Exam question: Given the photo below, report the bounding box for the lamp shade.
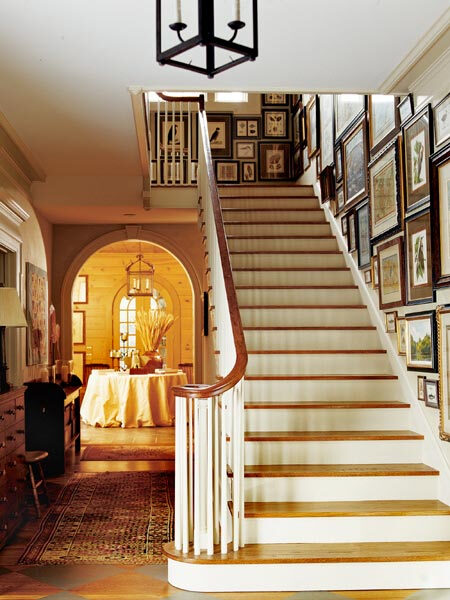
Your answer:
[0,287,27,327]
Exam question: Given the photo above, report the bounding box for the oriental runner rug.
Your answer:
[81,444,175,461]
[19,471,174,565]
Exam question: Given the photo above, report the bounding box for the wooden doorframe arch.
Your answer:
[60,227,202,381]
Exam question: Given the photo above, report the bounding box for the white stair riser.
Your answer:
[231,253,346,269]
[233,269,352,286]
[244,329,381,350]
[220,186,314,198]
[243,440,422,465]
[245,407,409,431]
[221,197,320,209]
[237,288,361,306]
[244,475,438,503]
[244,515,450,544]
[246,353,391,375]
[245,379,400,402]
[168,560,450,592]
[240,307,371,327]
[223,210,326,223]
[228,238,338,252]
[225,223,331,236]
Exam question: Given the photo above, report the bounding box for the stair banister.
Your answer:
[157,93,248,557]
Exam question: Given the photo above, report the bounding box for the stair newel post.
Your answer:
[181,396,189,553]
[188,396,193,540]
[193,397,201,555]
[174,395,181,551]
[175,394,189,552]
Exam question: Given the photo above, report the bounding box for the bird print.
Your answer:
[210,127,221,144]
[167,124,178,145]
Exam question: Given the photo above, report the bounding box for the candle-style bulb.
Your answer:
[234,0,241,21]
[176,0,182,22]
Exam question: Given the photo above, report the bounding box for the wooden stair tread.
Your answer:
[231,250,340,255]
[233,267,350,271]
[247,349,386,354]
[245,375,398,381]
[237,286,357,290]
[244,326,377,331]
[227,235,334,239]
[244,400,409,409]
[225,221,329,225]
[240,304,367,309]
[223,208,323,212]
[243,430,423,441]
[164,540,450,564]
[238,463,440,478]
[238,499,450,518]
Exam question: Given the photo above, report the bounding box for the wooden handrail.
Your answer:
[155,92,247,399]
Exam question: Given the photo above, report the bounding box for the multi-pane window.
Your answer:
[118,289,167,356]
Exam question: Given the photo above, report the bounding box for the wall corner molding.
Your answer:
[0,199,30,226]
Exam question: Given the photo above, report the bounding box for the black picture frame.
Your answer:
[405,208,434,305]
[368,95,400,156]
[430,145,450,288]
[398,94,414,125]
[342,115,369,210]
[424,378,440,408]
[206,113,233,158]
[234,116,261,139]
[319,165,335,203]
[214,160,240,184]
[261,93,289,107]
[241,161,257,183]
[259,143,291,180]
[262,109,290,139]
[306,95,320,158]
[356,199,371,269]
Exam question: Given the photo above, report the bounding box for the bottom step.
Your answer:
[165,541,450,592]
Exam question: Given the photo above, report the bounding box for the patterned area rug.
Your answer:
[19,471,174,565]
[81,444,175,461]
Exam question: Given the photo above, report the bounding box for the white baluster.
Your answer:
[221,391,228,554]
[188,397,193,540]
[193,398,200,555]
[174,396,181,550]
[207,397,214,554]
[214,395,220,545]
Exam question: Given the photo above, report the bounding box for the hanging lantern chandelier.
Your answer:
[126,254,154,297]
[156,0,258,79]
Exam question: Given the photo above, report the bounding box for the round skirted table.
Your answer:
[80,370,188,427]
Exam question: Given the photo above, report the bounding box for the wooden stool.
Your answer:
[25,451,50,518]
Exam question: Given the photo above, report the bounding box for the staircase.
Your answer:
[166,184,450,592]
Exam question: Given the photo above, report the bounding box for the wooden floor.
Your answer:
[0,424,448,599]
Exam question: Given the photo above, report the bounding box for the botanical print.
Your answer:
[373,160,396,224]
[447,179,450,253]
[408,318,432,366]
[208,121,227,149]
[72,311,84,345]
[381,254,399,296]
[236,120,247,137]
[399,97,412,124]
[398,319,407,354]
[412,229,428,287]
[417,375,425,400]
[345,127,365,202]
[236,119,259,138]
[264,93,286,105]
[447,327,450,412]
[320,95,334,167]
[264,111,286,137]
[386,312,396,332]
[247,120,259,137]
[242,162,255,182]
[371,95,396,147]
[26,262,48,365]
[335,94,365,139]
[266,148,285,174]
[435,95,450,146]
[411,130,426,191]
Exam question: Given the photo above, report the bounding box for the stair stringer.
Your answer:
[321,196,450,504]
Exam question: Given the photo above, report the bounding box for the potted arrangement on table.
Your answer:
[135,309,175,373]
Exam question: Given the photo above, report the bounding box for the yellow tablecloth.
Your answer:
[80,370,188,427]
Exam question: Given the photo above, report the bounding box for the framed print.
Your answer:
[26,262,48,366]
[262,109,289,139]
[385,310,398,333]
[397,316,407,355]
[341,213,348,237]
[405,208,433,305]
[335,94,366,140]
[424,378,439,409]
[259,143,291,180]
[431,147,450,287]
[303,146,310,171]
[398,94,414,125]
[343,117,369,208]
[377,236,405,309]
[364,269,372,285]
[73,351,86,383]
[207,113,232,157]
[215,160,239,184]
[234,116,261,139]
[235,141,256,159]
[261,93,289,106]
[157,113,189,153]
[306,96,320,157]
[72,310,85,345]
[369,95,399,156]
[434,93,450,150]
[356,200,371,269]
[371,255,379,289]
[402,105,433,213]
[241,161,256,183]
[73,274,88,304]
[417,375,426,400]
[292,146,303,180]
[336,185,345,214]
[320,165,335,203]
[405,310,436,372]
[291,94,302,112]
[301,108,308,149]
[437,305,450,439]
[348,212,356,252]
[316,151,321,181]
[335,142,343,182]
[369,138,401,243]
[320,94,334,167]
[293,106,302,149]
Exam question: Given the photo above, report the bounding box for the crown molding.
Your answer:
[0,111,46,183]
[0,198,29,226]
[408,46,450,98]
[379,9,450,93]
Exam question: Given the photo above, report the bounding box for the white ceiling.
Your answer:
[0,0,448,222]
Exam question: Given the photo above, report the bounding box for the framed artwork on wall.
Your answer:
[385,310,398,333]
[405,208,433,305]
[437,305,450,439]
[334,94,366,140]
[259,143,291,180]
[342,117,369,208]
[368,138,401,243]
[293,106,302,149]
[206,113,233,157]
[348,212,356,252]
[72,310,85,345]
[405,310,436,372]
[377,236,405,310]
[157,113,189,153]
[424,378,439,409]
[434,93,450,150]
[306,96,320,158]
[73,274,88,304]
[235,141,256,159]
[320,94,334,168]
[417,375,426,400]
[371,255,379,289]
[398,94,414,125]
[356,200,371,269]
[397,316,407,355]
[292,146,303,180]
[262,109,289,139]
[336,185,345,214]
[319,165,335,203]
[303,145,310,171]
[234,116,261,139]
[402,104,433,213]
[431,146,450,288]
[364,269,372,285]
[241,161,256,182]
[215,160,239,184]
[368,95,399,156]
[341,213,348,237]
[316,151,321,181]
[261,93,289,106]
[26,262,48,366]
[334,142,343,183]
